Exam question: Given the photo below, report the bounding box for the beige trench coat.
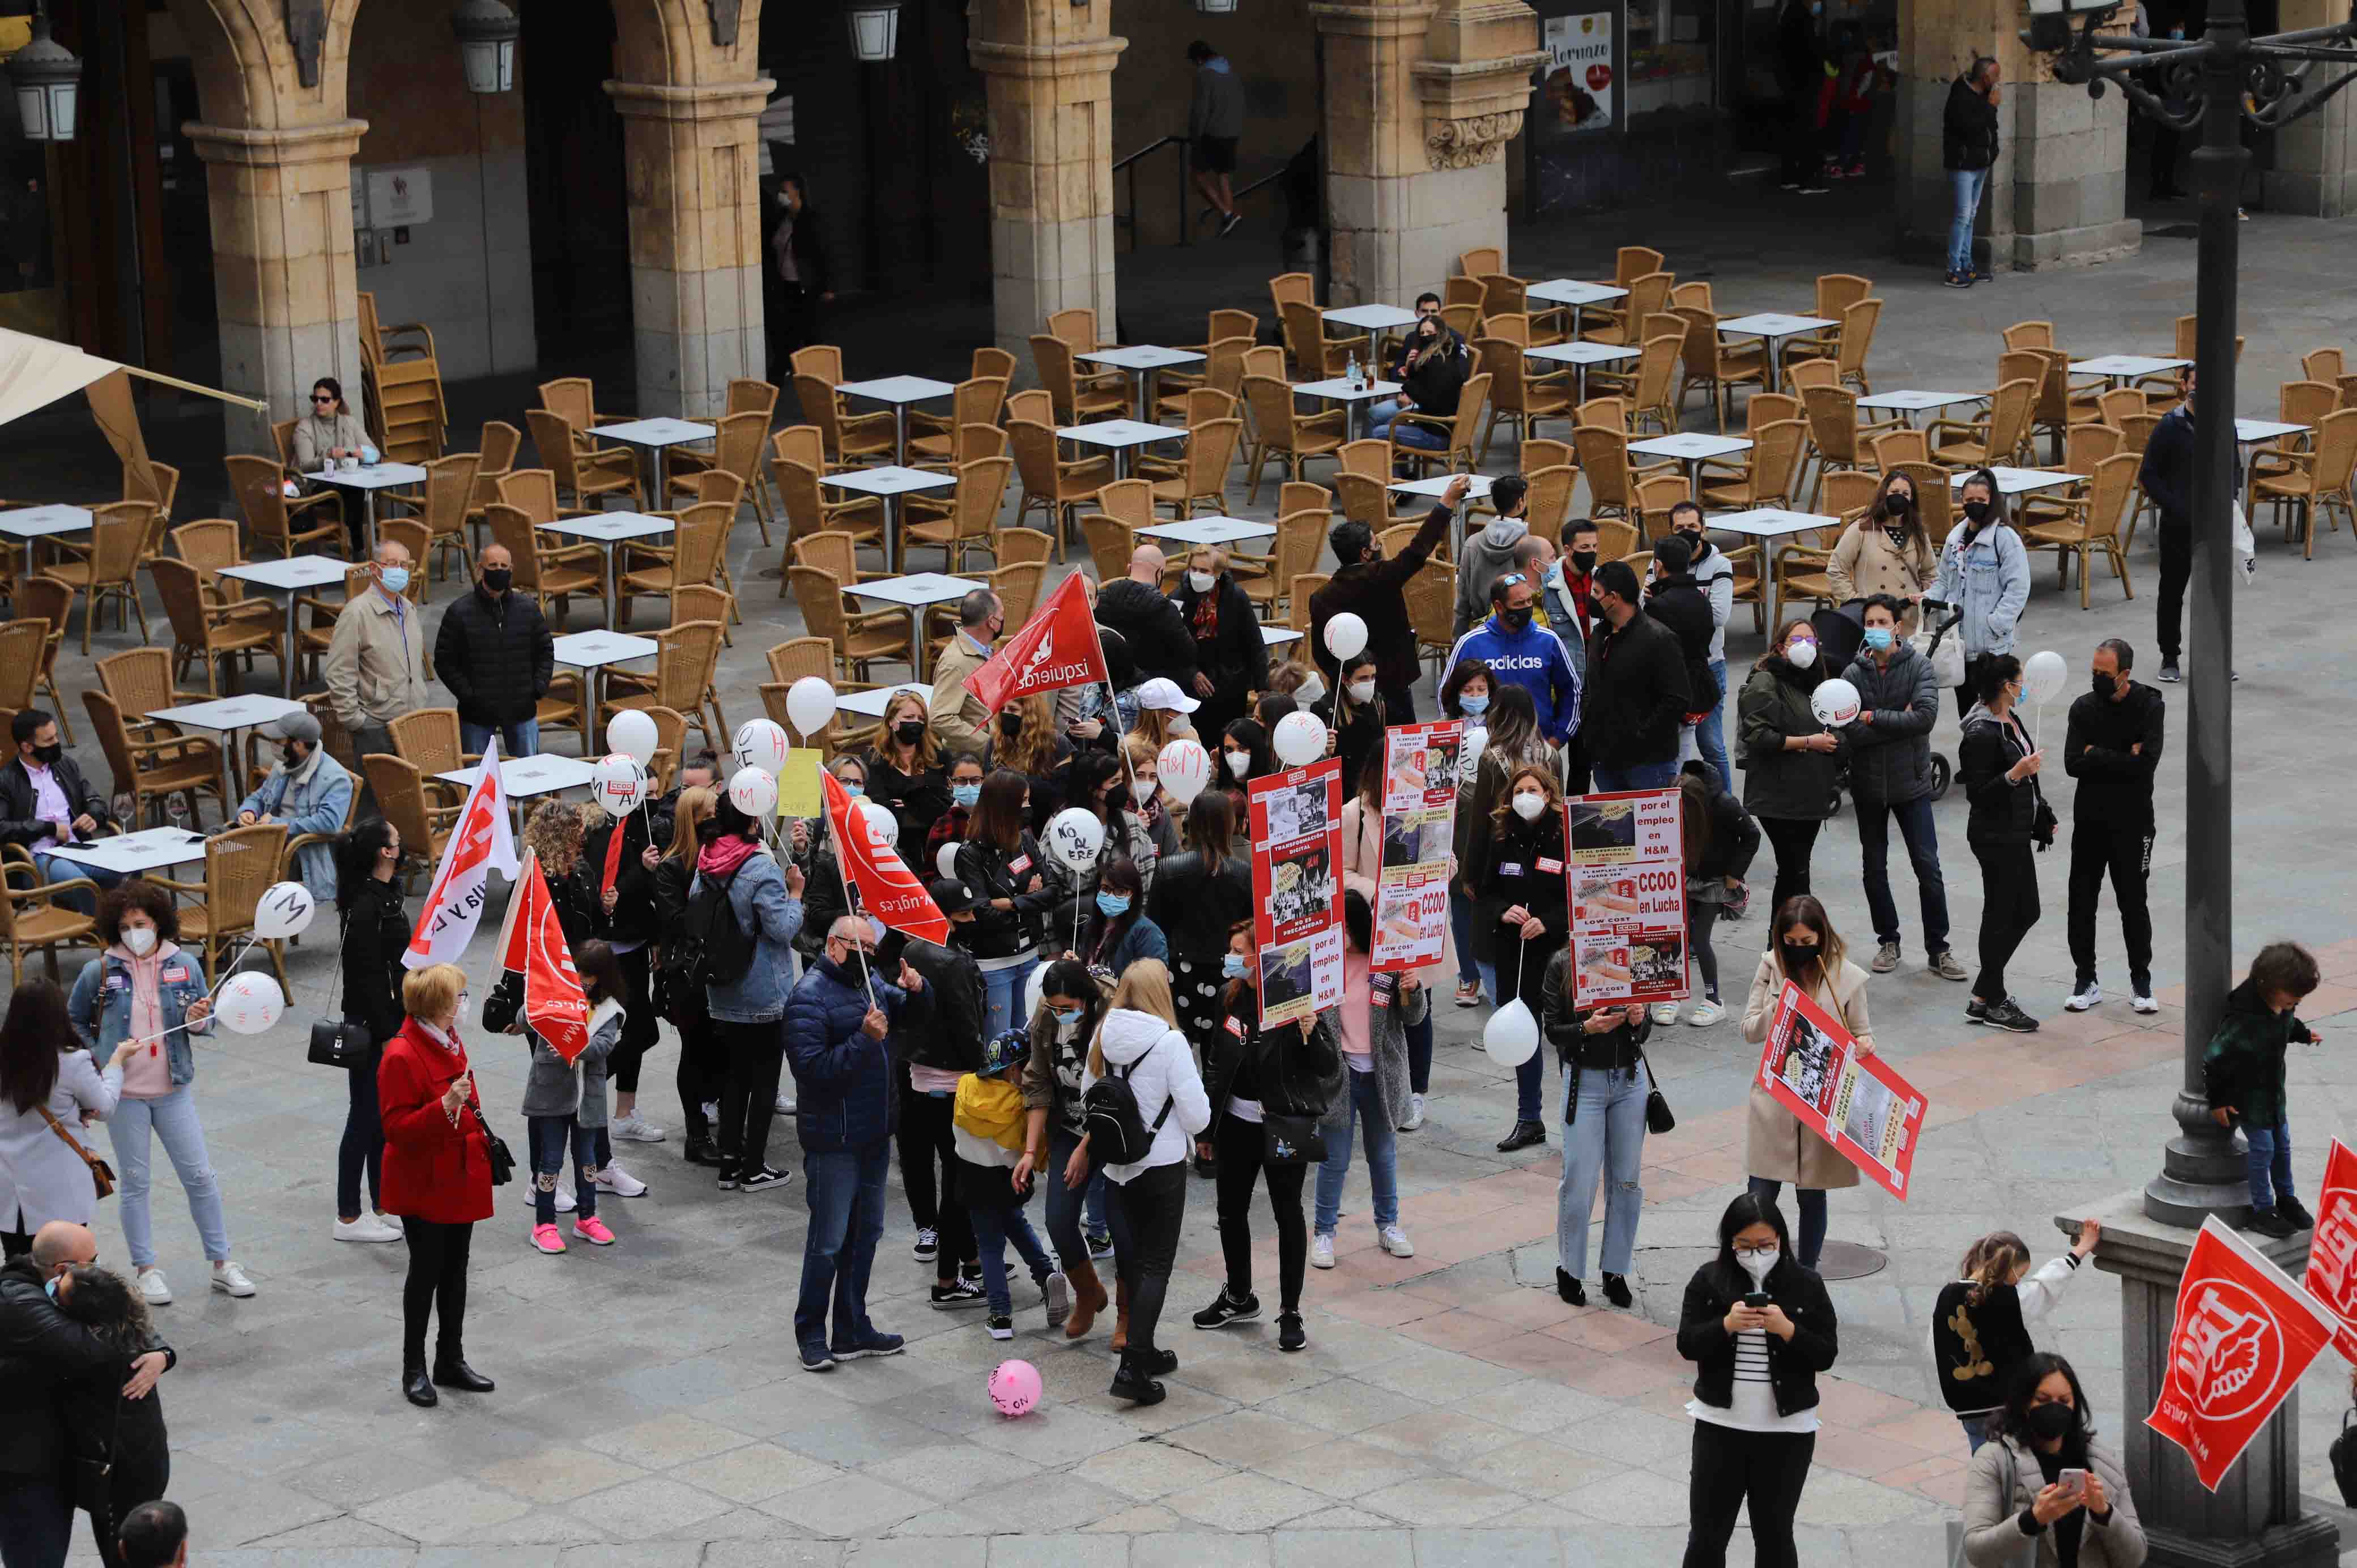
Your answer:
[1741,952,1873,1190]
[1826,520,1935,633]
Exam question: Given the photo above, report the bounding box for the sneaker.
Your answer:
[1454,978,1484,1008]
[1399,1092,1427,1131]
[1825,163,1848,180]
[1845,161,1865,178]
[137,1268,171,1306]
[1311,1233,1336,1269]
[1602,1272,1633,1309]
[1982,998,2041,1033]
[1780,180,1799,190]
[593,1163,648,1198]
[520,1182,577,1214]
[931,1277,987,1309]
[1086,1230,1115,1260]
[1973,265,1993,282]
[378,1213,403,1235]
[1219,211,1244,237]
[1278,1313,1307,1352]
[987,1315,1015,1340]
[1945,270,1974,289]
[1799,182,1831,195]
[2065,983,2101,1013]
[1686,999,1725,1027]
[334,1215,401,1243]
[573,1216,616,1246]
[2245,1206,2299,1240]
[1555,1268,1586,1306]
[1044,1270,1071,1327]
[913,1227,939,1262]
[2278,1195,2317,1230]
[2132,991,2160,1015]
[530,1224,566,1255]
[1496,1120,1546,1153]
[716,1169,741,1191]
[1192,1288,1261,1330]
[774,1090,797,1115]
[1379,1225,1415,1259]
[609,1113,666,1143]
[210,1261,257,1298]
[1651,1000,1683,1026]
[1871,941,1900,974]
[799,1341,837,1373]
[1965,998,1990,1025]
[832,1331,905,1360]
[1930,950,1970,982]
[2157,663,2182,684]
[739,1165,793,1193]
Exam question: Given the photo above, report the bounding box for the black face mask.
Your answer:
[2091,672,2117,700]
[32,743,61,766]
[1678,527,1708,557]
[1780,941,1819,977]
[282,744,303,770]
[894,721,925,746]
[1962,498,1994,525]
[1569,550,1598,576]
[480,567,512,594]
[2023,1401,2077,1442]
[1499,606,1533,633]
[1886,492,1913,515]
[998,711,1025,739]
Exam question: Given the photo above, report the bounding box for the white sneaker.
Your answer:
[1379,1225,1415,1259]
[593,1162,649,1198]
[1310,1233,1336,1269]
[2132,992,2160,1014]
[2065,983,2101,1013]
[1398,1093,1426,1132]
[521,1182,578,1214]
[1686,999,1725,1027]
[775,1090,797,1115]
[334,1215,401,1244]
[378,1212,403,1236]
[137,1267,172,1306]
[610,1114,666,1143]
[1650,1001,1682,1026]
[211,1260,257,1298]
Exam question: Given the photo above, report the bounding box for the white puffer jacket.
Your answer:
[1080,1008,1211,1183]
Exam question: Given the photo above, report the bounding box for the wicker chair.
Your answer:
[903,456,1015,575]
[527,409,637,512]
[83,688,222,829]
[463,420,524,555]
[1006,420,1113,555]
[0,848,99,986]
[486,505,607,629]
[2252,408,2357,560]
[791,563,914,687]
[773,456,887,566]
[1700,420,1809,512]
[1390,372,1491,481]
[599,621,728,748]
[148,823,289,985]
[42,506,151,654]
[150,558,283,697]
[12,578,74,740]
[1930,378,2037,471]
[617,502,731,629]
[363,752,457,877]
[1674,306,1767,432]
[1029,336,1128,427]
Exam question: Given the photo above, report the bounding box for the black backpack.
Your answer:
[674,864,757,994]
[1082,1039,1173,1166]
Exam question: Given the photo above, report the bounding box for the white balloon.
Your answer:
[1271,710,1328,768]
[728,765,778,817]
[1156,739,1212,805]
[2022,649,2068,705]
[605,710,659,765]
[732,718,791,777]
[253,880,317,940]
[1024,963,1050,1025]
[214,972,287,1036]
[1809,677,1862,729]
[785,676,837,738]
[1483,999,1540,1068]
[937,841,961,879]
[1044,807,1105,872]
[1323,611,1369,662]
[854,795,900,849]
[592,753,649,816]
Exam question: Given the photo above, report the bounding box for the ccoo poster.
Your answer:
[1250,758,1345,1026]
[1756,981,1927,1200]
[1567,788,1688,1008]
[1372,721,1461,973]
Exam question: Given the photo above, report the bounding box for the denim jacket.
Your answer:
[1929,518,2030,658]
[234,749,355,903]
[67,944,214,1087]
[695,849,806,1024]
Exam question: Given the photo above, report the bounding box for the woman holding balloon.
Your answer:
[1737,620,1848,935]
[1465,762,1572,1154]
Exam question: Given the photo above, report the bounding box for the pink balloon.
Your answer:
[989,1358,1042,1417]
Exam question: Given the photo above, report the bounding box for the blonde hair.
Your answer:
[1189,544,1230,578]
[878,691,938,770]
[1088,958,1178,1076]
[667,786,717,865]
[997,692,1058,777]
[523,798,587,875]
[1127,707,1182,753]
[402,961,466,1025]
[1960,1230,2031,1306]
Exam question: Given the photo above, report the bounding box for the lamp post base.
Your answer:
[2146,1090,2258,1227]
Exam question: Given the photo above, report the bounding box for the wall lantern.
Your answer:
[7,4,81,143]
[1194,0,1241,13]
[450,0,521,95]
[849,3,901,62]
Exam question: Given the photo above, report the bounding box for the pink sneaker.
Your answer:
[530,1223,565,1254]
[573,1217,616,1246]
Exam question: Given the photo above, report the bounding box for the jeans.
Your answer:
[1758,816,1821,933]
[1683,1422,1816,1568]
[1448,881,1483,986]
[1045,1123,1133,1272]
[1747,1175,1828,1271]
[1971,841,2041,1003]
[1856,794,1951,955]
[1108,1159,1188,1353]
[2247,1117,2294,1211]
[400,1217,474,1369]
[459,718,540,759]
[967,1200,1056,1317]
[981,956,1039,1039]
[899,1086,976,1280]
[1959,1414,1990,1455]
[2069,823,2155,991]
[1477,960,1546,1124]
[108,1085,231,1268]
[2158,518,2190,663]
[1370,412,1446,450]
[1690,898,1722,1002]
[36,853,121,915]
[1314,1068,1399,1235]
[529,1113,598,1225]
[1948,166,1990,276]
[1215,1114,1309,1313]
[1592,759,1680,792]
[795,1137,890,1348]
[337,1056,383,1220]
[1559,1064,1649,1279]
[0,1472,73,1568]
[718,1017,788,1175]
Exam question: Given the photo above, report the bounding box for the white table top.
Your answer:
[1952,466,2083,496]
[437,754,601,796]
[1389,474,1495,500]
[1857,389,1985,411]
[1079,346,1205,372]
[2237,418,2311,444]
[44,828,216,876]
[305,462,428,489]
[0,504,92,538]
[1262,626,1304,647]
[1322,304,1420,331]
[541,511,676,543]
[218,556,350,591]
[147,694,308,732]
[822,465,959,496]
[595,416,714,447]
[846,572,989,608]
[1528,342,1641,367]
[553,630,659,667]
[1707,508,1842,539]
[1631,432,1754,461]
[1718,313,1837,339]
[837,376,959,406]
[1057,420,1184,450]
[838,683,931,718]
[1138,517,1279,546]
[1294,377,1402,403]
[1527,279,1630,307]
[2069,355,2189,378]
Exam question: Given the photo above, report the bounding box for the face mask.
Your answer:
[1887,491,1914,514]
[999,711,1025,739]
[1096,891,1131,917]
[1222,953,1249,979]
[122,926,157,957]
[1055,1005,1087,1026]
[481,567,512,593]
[1347,680,1376,704]
[1862,626,1894,652]
[1785,639,1818,669]
[1188,570,1215,593]
[1512,791,1546,821]
[951,782,981,808]
[378,565,410,595]
[1295,674,1326,705]
[1130,777,1158,803]
[1736,1245,1779,1285]
[32,743,61,766]
[839,780,865,798]
[2024,1401,2077,1441]
[1459,692,1490,717]
[894,721,925,747]
[1570,550,1598,575]
[1962,498,1993,525]
[1780,940,1819,976]
[1500,606,1533,633]
[1225,752,1252,779]
[2092,672,2117,698]
[44,1276,60,1300]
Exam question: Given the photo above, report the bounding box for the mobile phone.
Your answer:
[1742,1291,1771,1309]
[2057,1467,2088,1494]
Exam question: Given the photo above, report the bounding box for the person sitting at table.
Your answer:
[930,589,1003,754]
[0,709,121,913]
[1368,305,1470,467]
[325,540,431,792]
[233,711,354,904]
[432,544,554,760]
[292,377,368,472]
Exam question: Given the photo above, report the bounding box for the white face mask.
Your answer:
[1785,639,1818,670]
[1512,791,1546,821]
[1130,776,1158,803]
[1736,1245,1779,1285]
[1188,570,1216,593]
[1295,674,1326,705]
[1347,680,1376,704]
[122,926,156,957]
[1225,752,1252,779]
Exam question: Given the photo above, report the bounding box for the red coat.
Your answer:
[377,1017,495,1224]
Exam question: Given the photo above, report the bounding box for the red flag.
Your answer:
[516,857,592,1064]
[404,734,519,969]
[823,769,948,943]
[961,572,1109,717]
[2147,1215,2339,1489]
[2304,1139,2357,1366]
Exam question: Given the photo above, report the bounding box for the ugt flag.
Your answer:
[405,735,519,969]
[495,852,591,1064]
[2147,1215,2339,1489]
[963,572,1108,717]
[2303,1138,2357,1367]
[822,768,947,944]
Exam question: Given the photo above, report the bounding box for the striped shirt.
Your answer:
[1690,1326,1821,1434]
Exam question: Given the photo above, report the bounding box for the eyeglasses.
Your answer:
[312,394,336,404]
[1497,573,1527,589]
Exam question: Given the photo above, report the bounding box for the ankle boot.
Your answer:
[1064,1259,1109,1339]
[402,1362,437,1407]
[1111,1275,1133,1352]
[1108,1349,1165,1405]
[431,1349,496,1392]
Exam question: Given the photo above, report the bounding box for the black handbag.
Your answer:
[471,1103,515,1186]
[2333,1408,2357,1506]
[308,1018,375,1070]
[1260,1113,1326,1166]
[1637,1037,1675,1135]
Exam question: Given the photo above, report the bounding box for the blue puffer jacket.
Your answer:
[785,955,912,1152]
[694,846,806,1024]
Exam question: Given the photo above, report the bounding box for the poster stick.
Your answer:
[826,813,882,1012]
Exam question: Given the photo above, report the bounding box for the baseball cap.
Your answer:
[928,877,978,915]
[267,711,323,744]
[1134,677,1201,713]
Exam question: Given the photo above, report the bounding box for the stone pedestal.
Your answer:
[2262,0,2357,216]
[2067,1189,2341,1567]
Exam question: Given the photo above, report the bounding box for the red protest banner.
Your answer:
[516,857,590,1064]
[2303,1139,2357,1367]
[1754,980,1927,1200]
[823,767,948,943]
[2149,1215,2339,1490]
[963,571,1108,717]
[1248,757,1343,1026]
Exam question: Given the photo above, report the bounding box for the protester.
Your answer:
[514,939,623,1254]
[232,711,352,902]
[1443,567,1581,749]
[1960,1353,2147,1566]
[324,540,431,770]
[1186,41,1245,236]
[1674,762,1758,1029]
[1583,559,1688,788]
[2141,367,2204,684]
[1933,1221,2100,1452]
[796,753,867,955]
[1316,890,1419,1267]
[930,589,1003,751]
[1542,949,1652,1308]
[1843,593,1964,980]
[1741,896,1873,1271]
[1466,761,1571,1153]
[2065,638,2166,1013]
[1959,655,2050,1034]
[954,770,1057,1038]
[696,795,809,1192]
[433,545,552,758]
[1368,309,1471,458]
[1117,736,1183,883]
[1931,468,2031,719]
[1665,502,1735,786]
[68,881,254,1305]
[1339,753,1441,1126]
[1441,659,1498,1010]
[1677,1192,1840,1568]
[1313,482,1457,717]
[1019,959,1118,1340]
[952,1029,1068,1339]
[985,694,1071,832]
[1144,791,1256,1086]
[1312,650,1389,794]
[1214,717,1274,829]
[888,879,989,1307]
[1739,619,1845,924]
[1073,854,1168,979]
[650,787,730,1166]
[1050,751,1162,905]
[1173,547,1267,745]
[1125,682,1198,759]
[379,961,496,1407]
[115,1501,188,1568]
[1828,471,1935,630]
[1545,521,1602,704]
[331,817,407,1240]
[1097,545,1198,693]
[1454,476,1534,635]
[1,709,120,910]
[924,752,990,871]
[1943,57,2002,288]
[578,798,664,1150]
[0,979,133,1256]
[2203,941,2324,1240]
[1646,536,1717,775]
[47,1256,177,1568]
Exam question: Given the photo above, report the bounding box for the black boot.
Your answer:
[1555,1268,1586,1306]
[683,1136,724,1168]
[1109,1349,1167,1405]
[432,1352,496,1392]
[403,1364,437,1407]
[1496,1120,1546,1153]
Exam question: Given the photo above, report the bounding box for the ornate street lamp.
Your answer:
[849,3,901,62]
[7,2,82,144]
[450,0,520,96]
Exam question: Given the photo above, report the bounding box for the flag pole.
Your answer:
[829,825,881,1011]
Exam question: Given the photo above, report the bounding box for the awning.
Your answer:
[0,326,267,506]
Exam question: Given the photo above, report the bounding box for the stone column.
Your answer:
[969,1,1125,361]
[1312,0,1542,306]
[605,78,773,417]
[2263,0,2357,216]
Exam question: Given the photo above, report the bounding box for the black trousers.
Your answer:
[400,1217,474,1370]
[0,1473,71,1568]
[1560,728,1592,797]
[2069,823,2155,991]
[608,945,660,1095]
[1779,96,1821,186]
[1108,1159,1188,1355]
[1971,841,2042,1003]
[675,1007,727,1143]
[717,1017,788,1176]
[1213,1114,1308,1315]
[2157,517,2191,664]
[1757,816,1821,936]
[1377,682,1416,725]
[87,1452,168,1568]
[1682,1421,1815,1568]
[896,1085,977,1280]
[767,283,820,379]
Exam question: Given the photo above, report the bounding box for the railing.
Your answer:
[1112,134,1294,253]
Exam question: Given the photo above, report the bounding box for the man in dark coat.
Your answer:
[1942,57,2001,287]
[2138,366,2209,683]
[1582,560,1691,790]
[1309,476,1457,718]
[768,172,832,372]
[433,543,554,758]
[0,709,118,912]
[1642,536,1716,719]
[1095,544,1198,693]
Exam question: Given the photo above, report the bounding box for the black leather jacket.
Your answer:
[338,873,411,1043]
[1203,996,1343,1121]
[1678,1255,1840,1417]
[0,753,112,851]
[0,1256,174,1480]
[1144,848,1254,963]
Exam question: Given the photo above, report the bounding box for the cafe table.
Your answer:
[1057,419,1184,482]
[303,462,428,555]
[217,555,355,696]
[1630,432,1754,493]
[1389,472,1495,561]
[1526,341,1641,404]
[1077,346,1206,423]
[1951,467,2083,498]
[844,572,988,680]
[45,827,218,878]
[593,416,717,499]
[1708,508,1843,618]
[146,693,309,807]
[1137,516,1278,550]
[1856,390,1987,428]
[1526,279,1630,341]
[552,629,658,735]
[836,376,959,466]
[1292,376,1402,442]
[1717,313,1839,392]
[2067,355,2190,390]
[538,512,676,622]
[438,752,600,836]
[819,465,958,573]
[838,683,930,720]
[0,504,92,577]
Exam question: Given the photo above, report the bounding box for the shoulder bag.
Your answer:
[310,909,379,1068]
[470,1101,515,1186]
[38,1103,116,1199]
[1635,1034,1677,1136]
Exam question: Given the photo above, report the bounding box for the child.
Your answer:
[2205,940,2327,1239]
[954,1029,1071,1339]
[1929,1220,2099,1452]
[518,939,627,1254]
